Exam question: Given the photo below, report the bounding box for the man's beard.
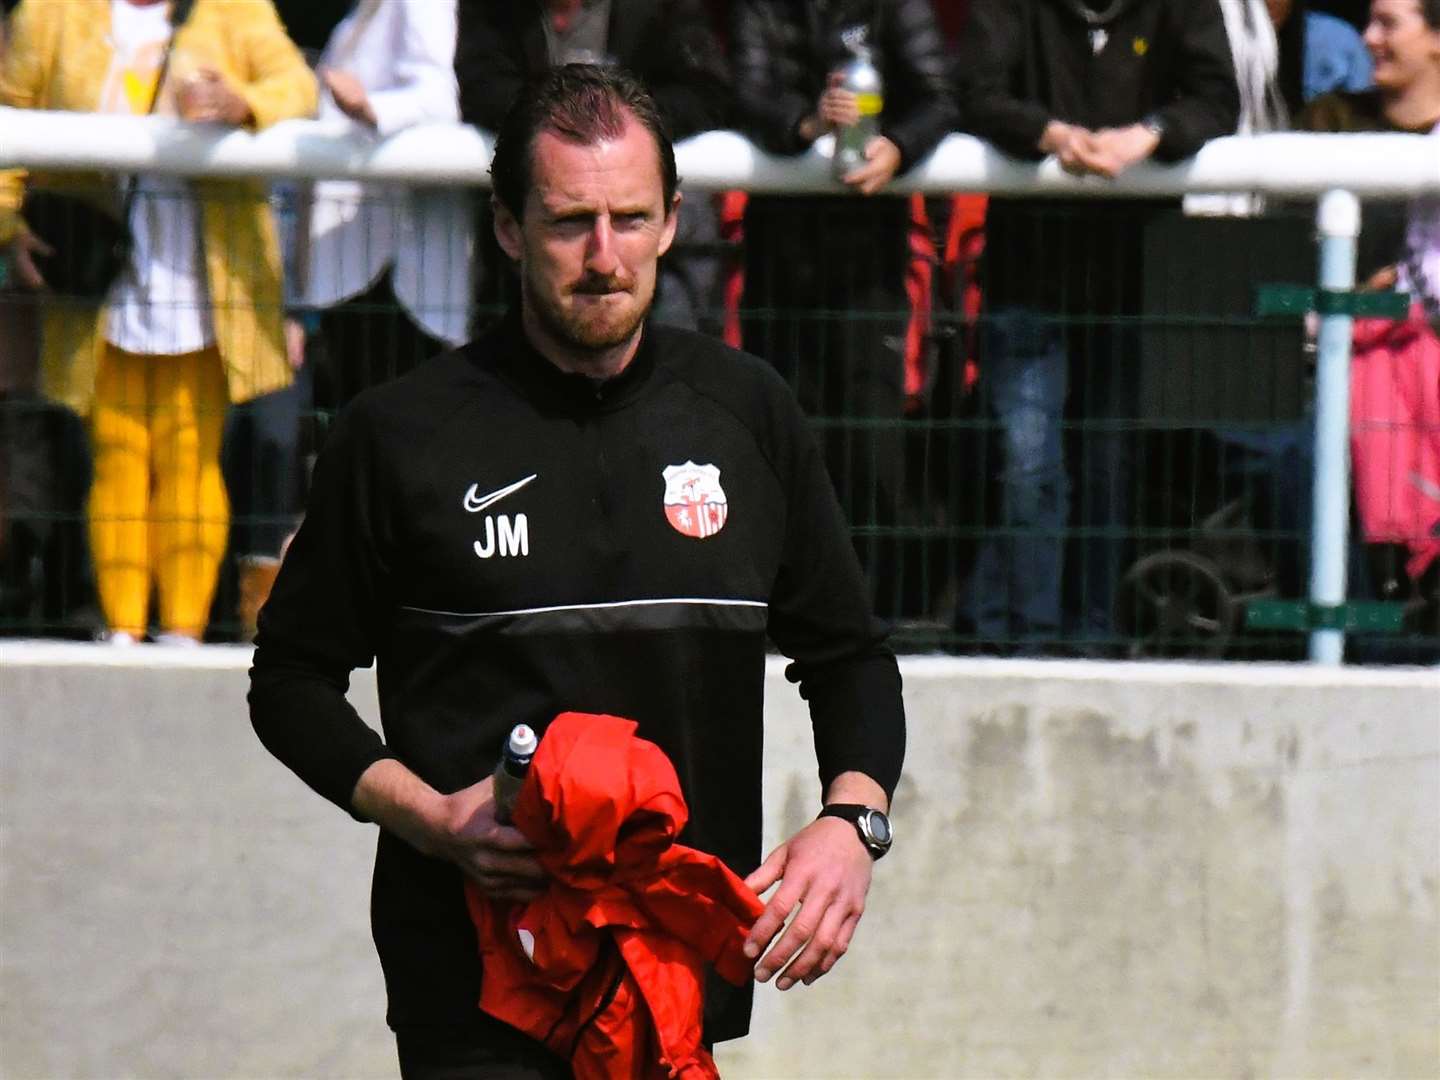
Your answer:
[526,270,653,354]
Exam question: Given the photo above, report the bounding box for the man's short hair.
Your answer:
[490,64,680,220]
[1424,0,1440,31]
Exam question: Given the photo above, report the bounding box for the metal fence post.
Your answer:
[1309,189,1361,664]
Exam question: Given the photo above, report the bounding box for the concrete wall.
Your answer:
[2,644,1436,1079]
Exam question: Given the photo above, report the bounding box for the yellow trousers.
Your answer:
[88,344,229,638]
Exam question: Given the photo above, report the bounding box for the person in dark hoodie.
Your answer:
[730,0,958,618]
[453,0,732,335]
[955,0,1239,654]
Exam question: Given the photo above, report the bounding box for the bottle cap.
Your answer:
[507,723,538,758]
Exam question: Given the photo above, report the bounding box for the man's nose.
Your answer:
[585,218,620,276]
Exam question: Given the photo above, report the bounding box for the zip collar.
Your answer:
[472,309,658,415]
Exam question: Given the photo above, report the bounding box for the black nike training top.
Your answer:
[248,313,906,1042]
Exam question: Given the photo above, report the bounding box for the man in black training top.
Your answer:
[248,65,906,1079]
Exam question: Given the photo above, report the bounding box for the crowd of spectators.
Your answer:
[0,0,1434,660]
[1,0,314,645]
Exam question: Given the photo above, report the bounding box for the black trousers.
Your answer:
[221,364,309,560]
[395,1020,571,1080]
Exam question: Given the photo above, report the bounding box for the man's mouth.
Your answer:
[574,277,631,297]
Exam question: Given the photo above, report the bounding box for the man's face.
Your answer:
[1365,0,1440,93]
[494,115,679,361]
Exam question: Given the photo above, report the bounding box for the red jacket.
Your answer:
[1351,306,1440,582]
[465,712,766,1079]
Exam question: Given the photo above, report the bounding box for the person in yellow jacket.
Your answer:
[0,0,316,643]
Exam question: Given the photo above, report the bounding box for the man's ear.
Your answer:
[493,196,524,263]
[656,191,682,259]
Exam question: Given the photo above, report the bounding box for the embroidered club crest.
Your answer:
[662,461,729,539]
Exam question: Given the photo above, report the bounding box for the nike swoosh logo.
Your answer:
[463,473,538,513]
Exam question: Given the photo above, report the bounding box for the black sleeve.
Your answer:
[729,0,814,155]
[630,0,732,140]
[454,0,526,130]
[957,0,1051,158]
[763,384,906,803]
[247,399,399,818]
[1149,0,1240,160]
[878,0,960,171]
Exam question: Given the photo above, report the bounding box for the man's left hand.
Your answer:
[1079,124,1161,178]
[742,815,874,990]
[842,135,902,195]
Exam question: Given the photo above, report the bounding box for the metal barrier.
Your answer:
[0,110,1436,661]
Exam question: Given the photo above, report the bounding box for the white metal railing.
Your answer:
[1,105,1433,663]
[0,107,1436,197]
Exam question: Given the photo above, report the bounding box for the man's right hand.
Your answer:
[4,230,53,291]
[432,775,548,902]
[351,759,548,903]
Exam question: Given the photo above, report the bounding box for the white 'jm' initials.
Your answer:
[474,514,529,559]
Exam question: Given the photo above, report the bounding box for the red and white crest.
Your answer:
[662,461,728,539]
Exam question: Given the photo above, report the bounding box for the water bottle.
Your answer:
[491,723,538,824]
[832,44,883,181]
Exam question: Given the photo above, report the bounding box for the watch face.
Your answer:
[863,810,892,847]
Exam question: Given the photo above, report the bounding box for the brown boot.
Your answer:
[237,555,282,642]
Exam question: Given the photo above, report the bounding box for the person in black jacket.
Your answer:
[955,0,1239,654]
[250,65,905,1077]
[455,0,729,139]
[454,0,731,334]
[731,0,958,617]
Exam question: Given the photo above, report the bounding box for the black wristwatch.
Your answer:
[819,804,893,860]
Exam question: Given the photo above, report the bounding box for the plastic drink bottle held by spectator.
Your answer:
[833,43,882,179]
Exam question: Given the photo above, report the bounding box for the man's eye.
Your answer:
[616,213,649,227]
